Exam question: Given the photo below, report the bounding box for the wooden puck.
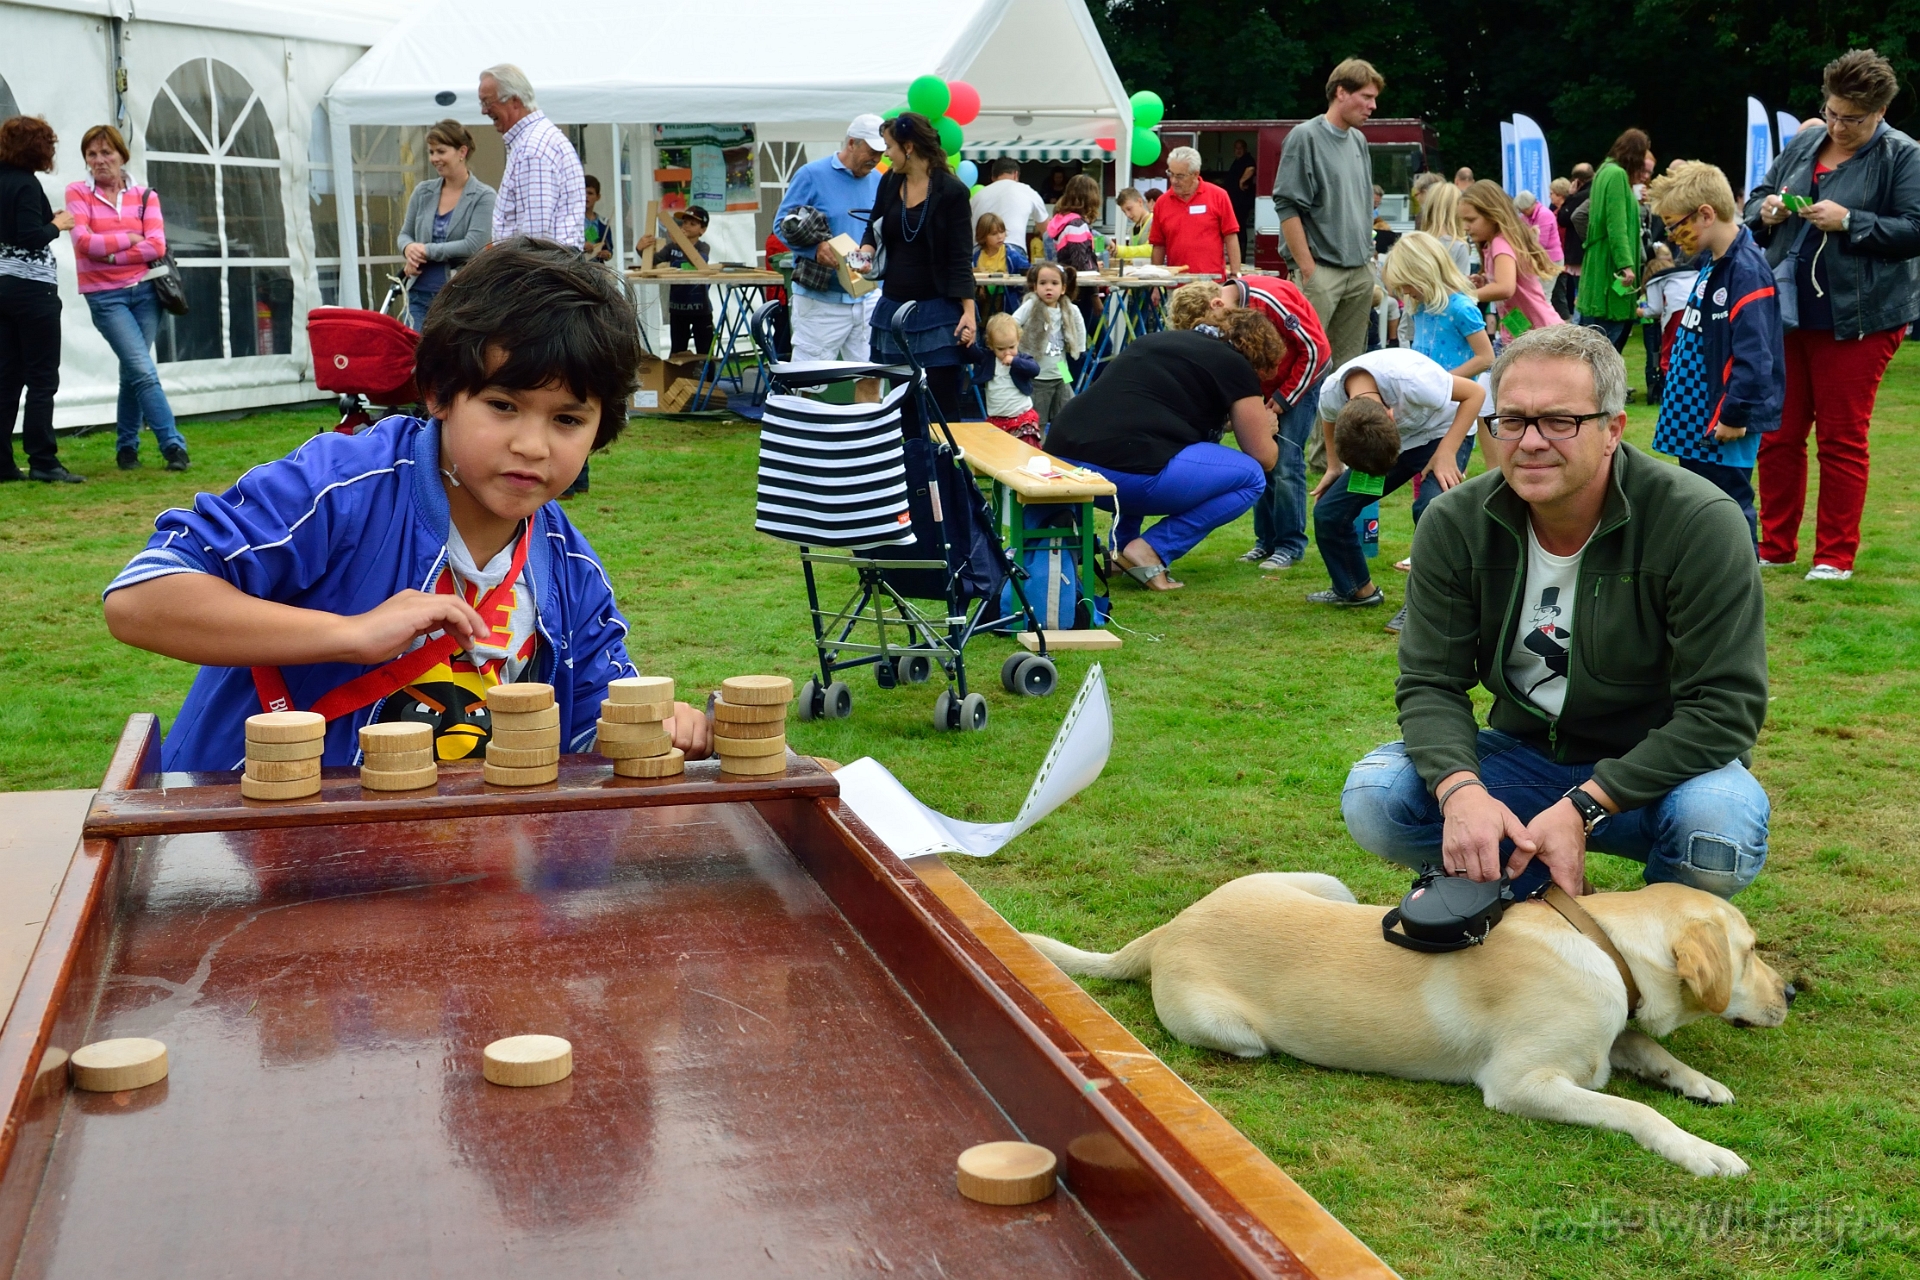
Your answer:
[598,699,672,725]
[359,721,432,753]
[613,748,685,778]
[595,718,670,743]
[485,743,559,769]
[244,757,322,783]
[719,675,794,706]
[488,705,559,732]
[597,736,674,760]
[243,736,325,762]
[360,747,435,772]
[956,1141,1057,1205]
[483,761,559,787]
[485,683,555,714]
[245,710,326,744]
[709,716,784,740]
[241,773,322,801]
[717,751,789,777]
[712,698,788,725]
[490,727,560,750]
[359,762,439,791]
[482,1034,572,1087]
[608,675,675,705]
[712,733,786,758]
[70,1038,169,1093]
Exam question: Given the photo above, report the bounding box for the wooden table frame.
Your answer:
[945,420,1114,611]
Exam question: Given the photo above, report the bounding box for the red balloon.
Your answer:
[946,80,982,127]
[1095,137,1117,152]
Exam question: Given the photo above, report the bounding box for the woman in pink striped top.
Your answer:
[66,124,187,471]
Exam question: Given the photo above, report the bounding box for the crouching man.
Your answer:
[1341,324,1770,898]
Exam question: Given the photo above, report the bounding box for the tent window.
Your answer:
[349,125,428,309]
[146,58,292,363]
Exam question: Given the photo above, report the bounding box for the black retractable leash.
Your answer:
[1381,868,1518,953]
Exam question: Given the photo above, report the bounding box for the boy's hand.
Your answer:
[995,347,1015,366]
[1424,455,1464,490]
[1713,424,1748,443]
[671,702,711,759]
[1311,467,1343,500]
[342,591,487,664]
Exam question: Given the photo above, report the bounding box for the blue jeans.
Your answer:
[1313,436,1440,595]
[1574,313,1634,353]
[1679,456,1758,545]
[85,281,184,456]
[1251,377,1323,559]
[1410,432,1475,524]
[1340,730,1769,898]
[407,288,438,331]
[1054,442,1267,565]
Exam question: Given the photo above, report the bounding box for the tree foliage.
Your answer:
[1092,0,1920,179]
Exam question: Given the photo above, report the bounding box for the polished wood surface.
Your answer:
[945,419,1117,502]
[905,855,1400,1280]
[0,792,92,1028]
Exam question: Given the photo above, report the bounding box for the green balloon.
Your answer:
[1131,127,1161,166]
[883,102,908,120]
[971,183,984,196]
[908,75,951,119]
[1130,90,1165,130]
[936,115,964,155]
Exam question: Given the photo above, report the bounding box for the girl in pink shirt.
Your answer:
[65,125,186,469]
[1460,179,1562,337]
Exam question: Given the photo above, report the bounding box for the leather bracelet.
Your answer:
[1437,777,1485,815]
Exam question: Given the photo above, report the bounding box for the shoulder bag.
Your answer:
[139,188,191,316]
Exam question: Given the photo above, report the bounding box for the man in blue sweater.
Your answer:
[774,115,885,366]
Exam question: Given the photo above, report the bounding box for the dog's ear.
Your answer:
[1673,919,1732,1014]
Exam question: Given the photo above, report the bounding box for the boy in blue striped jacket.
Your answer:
[103,239,710,771]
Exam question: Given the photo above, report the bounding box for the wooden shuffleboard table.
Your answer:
[0,716,1395,1278]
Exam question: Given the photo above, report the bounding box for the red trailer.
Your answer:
[1137,118,1441,273]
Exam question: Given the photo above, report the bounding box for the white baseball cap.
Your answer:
[848,114,886,150]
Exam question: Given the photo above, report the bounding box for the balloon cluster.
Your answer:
[1095,90,1164,164]
[885,75,983,184]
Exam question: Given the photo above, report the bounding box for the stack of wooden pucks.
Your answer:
[485,683,560,786]
[712,676,793,776]
[598,675,683,778]
[358,721,438,791]
[242,711,327,800]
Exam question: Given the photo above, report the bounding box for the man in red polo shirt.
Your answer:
[1149,147,1242,276]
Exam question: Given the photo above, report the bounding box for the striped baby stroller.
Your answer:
[751,301,1056,731]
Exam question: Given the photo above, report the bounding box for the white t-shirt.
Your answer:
[970,179,1050,244]
[1505,523,1587,716]
[445,520,539,683]
[984,360,1032,417]
[1316,348,1456,450]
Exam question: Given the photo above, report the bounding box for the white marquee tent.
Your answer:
[6,0,1130,430]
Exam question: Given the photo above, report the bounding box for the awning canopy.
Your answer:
[962,138,1114,162]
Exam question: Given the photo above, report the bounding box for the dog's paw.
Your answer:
[1678,1074,1735,1107]
[1668,1135,1750,1178]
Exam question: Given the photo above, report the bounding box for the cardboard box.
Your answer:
[631,352,705,411]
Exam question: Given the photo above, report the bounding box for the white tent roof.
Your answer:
[325,0,1130,142]
[10,0,419,46]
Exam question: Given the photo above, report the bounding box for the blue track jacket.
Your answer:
[105,415,636,772]
[1698,227,1785,435]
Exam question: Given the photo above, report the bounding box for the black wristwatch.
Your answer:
[1562,785,1608,835]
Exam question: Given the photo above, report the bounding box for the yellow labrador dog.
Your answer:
[1025,873,1793,1177]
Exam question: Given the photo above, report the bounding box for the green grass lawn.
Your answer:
[5,337,1917,1278]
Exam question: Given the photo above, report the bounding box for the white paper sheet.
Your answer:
[832,664,1111,858]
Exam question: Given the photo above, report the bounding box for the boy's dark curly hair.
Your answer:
[414,237,641,450]
[1335,397,1401,478]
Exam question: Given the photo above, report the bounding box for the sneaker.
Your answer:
[162,446,190,472]
[1238,545,1272,563]
[1805,564,1853,582]
[1385,604,1408,633]
[1306,585,1385,608]
[1258,550,1299,571]
[1756,558,1794,568]
[28,465,85,484]
[117,448,141,471]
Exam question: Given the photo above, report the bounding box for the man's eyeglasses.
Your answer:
[1822,106,1874,129]
[1487,412,1610,441]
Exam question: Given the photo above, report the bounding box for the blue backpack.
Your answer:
[998,508,1109,631]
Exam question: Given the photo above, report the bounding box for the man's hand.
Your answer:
[341,591,486,665]
[1440,775,1538,884]
[670,701,711,758]
[814,239,840,268]
[1713,424,1748,443]
[1510,798,1590,897]
[1801,199,1850,232]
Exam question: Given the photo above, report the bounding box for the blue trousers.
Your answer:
[1251,377,1323,560]
[1054,442,1267,565]
[406,288,438,331]
[1679,455,1758,545]
[1313,437,1440,595]
[1340,730,1769,898]
[1574,313,1634,354]
[85,282,184,456]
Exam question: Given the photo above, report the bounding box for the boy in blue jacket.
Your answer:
[104,238,711,771]
[1646,163,1785,543]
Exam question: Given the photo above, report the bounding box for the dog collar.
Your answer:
[1541,885,1642,1015]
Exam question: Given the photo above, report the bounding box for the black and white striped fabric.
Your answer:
[755,384,915,548]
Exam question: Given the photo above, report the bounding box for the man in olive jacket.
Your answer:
[1342,326,1769,899]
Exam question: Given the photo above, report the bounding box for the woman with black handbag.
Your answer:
[860,112,977,421]
[0,115,81,483]
[67,123,189,471]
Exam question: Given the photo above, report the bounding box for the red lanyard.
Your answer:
[252,522,533,721]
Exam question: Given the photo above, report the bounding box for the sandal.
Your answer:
[1115,549,1183,591]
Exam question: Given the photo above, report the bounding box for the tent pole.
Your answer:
[329,107,360,310]
[610,122,625,275]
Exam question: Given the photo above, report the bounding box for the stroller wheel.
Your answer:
[1012,656,1057,698]
[1000,652,1027,694]
[796,677,821,721]
[932,689,955,731]
[959,692,989,732]
[875,658,898,689]
[823,681,853,720]
[901,654,933,684]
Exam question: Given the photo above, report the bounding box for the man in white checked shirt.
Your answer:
[480,64,585,250]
